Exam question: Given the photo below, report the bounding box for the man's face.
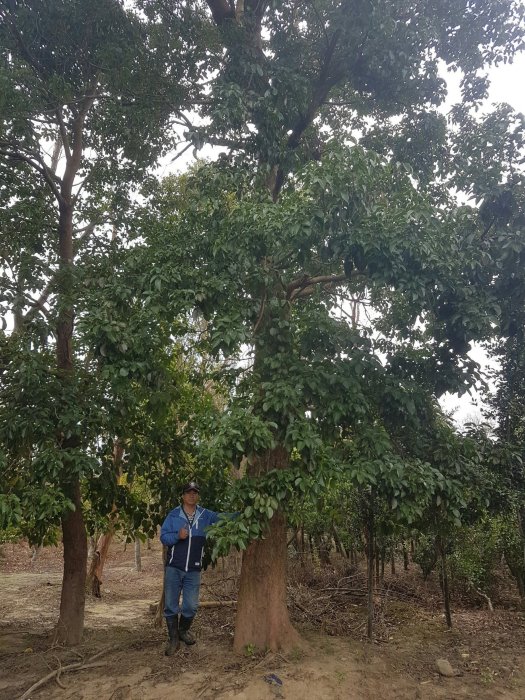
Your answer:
[182,489,199,508]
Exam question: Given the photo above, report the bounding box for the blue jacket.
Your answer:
[160,505,221,572]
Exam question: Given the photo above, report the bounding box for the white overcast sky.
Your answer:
[440,52,525,424]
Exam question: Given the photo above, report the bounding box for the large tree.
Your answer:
[0,0,207,644]
[139,0,525,651]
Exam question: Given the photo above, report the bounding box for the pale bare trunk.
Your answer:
[135,537,142,572]
[366,513,374,641]
[87,530,114,597]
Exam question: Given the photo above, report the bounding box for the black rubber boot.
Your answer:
[179,615,196,645]
[164,616,180,656]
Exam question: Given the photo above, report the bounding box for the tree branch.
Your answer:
[50,134,63,174]
[0,144,65,204]
[62,90,96,198]
[206,0,236,24]
[55,109,72,163]
[22,221,99,324]
[288,273,348,301]
[272,30,342,201]
[288,272,347,293]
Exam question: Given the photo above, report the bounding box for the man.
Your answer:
[160,480,224,656]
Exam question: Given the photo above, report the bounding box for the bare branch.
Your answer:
[170,141,193,163]
[288,273,348,301]
[50,134,63,174]
[288,272,346,293]
[55,109,72,162]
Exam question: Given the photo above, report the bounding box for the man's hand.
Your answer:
[179,527,189,540]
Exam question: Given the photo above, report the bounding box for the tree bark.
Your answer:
[54,480,87,645]
[86,441,123,595]
[135,537,142,572]
[233,510,300,652]
[366,511,375,640]
[233,280,301,653]
[53,189,87,644]
[438,537,452,628]
[402,542,409,570]
[87,530,114,597]
[332,526,347,558]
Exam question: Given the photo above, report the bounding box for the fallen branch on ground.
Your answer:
[149,599,236,617]
[474,588,494,612]
[200,600,237,607]
[19,649,113,700]
[19,662,105,700]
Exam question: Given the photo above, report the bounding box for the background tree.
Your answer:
[0,0,207,644]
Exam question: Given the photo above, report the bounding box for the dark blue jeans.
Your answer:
[164,566,201,619]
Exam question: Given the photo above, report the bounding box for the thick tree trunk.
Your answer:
[233,280,300,651]
[234,510,300,652]
[390,547,396,576]
[54,480,87,645]
[53,192,88,645]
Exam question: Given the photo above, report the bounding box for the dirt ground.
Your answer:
[1,538,525,700]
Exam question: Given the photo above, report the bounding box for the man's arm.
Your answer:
[160,511,181,546]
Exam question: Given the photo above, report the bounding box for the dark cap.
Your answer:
[182,481,200,493]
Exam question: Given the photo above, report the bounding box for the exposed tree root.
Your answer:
[18,649,111,700]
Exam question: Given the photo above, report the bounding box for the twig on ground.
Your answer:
[197,680,211,698]
[252,650,274,669]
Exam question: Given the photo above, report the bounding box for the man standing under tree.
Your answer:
[160,481,226,656]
